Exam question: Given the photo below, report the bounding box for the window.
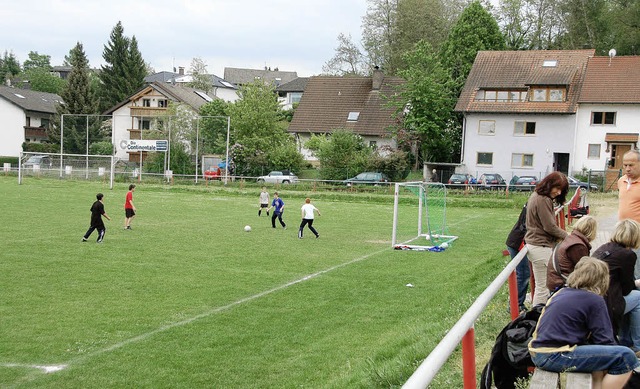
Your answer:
[26,116,31,126]
[347,112,360,121]
[289,92,302,104]
[531,87,565,102]
[514,121,536,135]
[40,118,50,129]
[543,60,558,67]
[138,119,151,130]
[142,99,151,107]
[477,152,493,165]
[591,111,616,125]
[158,99,168,108]
[511,153,534,167]
[475,89,526,102]
[478,120,495,135]
[588,144,601,158]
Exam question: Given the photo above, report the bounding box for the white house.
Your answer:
[573,55,640,179]
[145,70,239,102]
[0,86,62,157]
[455,50,596,181]
[105,82,216,162]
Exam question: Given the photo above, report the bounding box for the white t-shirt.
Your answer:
[301,203,317,219]
[259,191,269,204]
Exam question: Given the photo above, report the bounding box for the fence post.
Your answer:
[508,271,519,320]
[462,328,476,389]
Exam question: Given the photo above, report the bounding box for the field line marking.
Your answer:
[5,246,391,384]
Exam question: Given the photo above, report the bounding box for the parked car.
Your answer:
[567,175,598,191]
[477,173,506,190]
[344,172,390,186]
[513,175,538,191]
[23,155,52,169]
[257,170,299,184]
[447,173,471,189]
[203,167,222,180]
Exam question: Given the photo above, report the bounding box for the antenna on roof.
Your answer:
[608,49,616,66]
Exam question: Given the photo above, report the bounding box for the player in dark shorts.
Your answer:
[124,184,136,230]
[83,193,111,243]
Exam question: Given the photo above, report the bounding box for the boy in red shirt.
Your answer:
[124,184,136,230]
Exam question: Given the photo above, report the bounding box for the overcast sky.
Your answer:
[1,0,368,78]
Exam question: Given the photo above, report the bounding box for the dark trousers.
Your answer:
[298,219,318,238]
[507,246,530,310]
[84,226,106,242]
[272,211,285,228]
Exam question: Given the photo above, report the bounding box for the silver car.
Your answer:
[257,170,299,184]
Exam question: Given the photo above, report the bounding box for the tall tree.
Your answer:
[0,50,20,84]
[22,51,51,71]
[440,1,506,97]
[322,33,367,76]
[395,41,458,164]
[187,57,212,92]
[361,0,398,72]
[51,42,96,154]
[556,0,611,52]
[98,21,146,113]
[226,80,302,175]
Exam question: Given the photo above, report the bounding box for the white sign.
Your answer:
[119,140,168,152]
[3,163,10,172]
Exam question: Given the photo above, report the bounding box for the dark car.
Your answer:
[344,172,390,186]
[447,173,471,189]
[477,173,506,190]
[567,175,598,191]
[513,175,538,191]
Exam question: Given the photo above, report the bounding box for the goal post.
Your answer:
[392,182,458,251]
[18,151,115,189]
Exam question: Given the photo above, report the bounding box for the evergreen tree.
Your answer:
[51,42,96,154]
[0,50,20,84]
[98,21,146,112]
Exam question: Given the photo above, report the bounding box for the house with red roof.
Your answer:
[287,69,404,162]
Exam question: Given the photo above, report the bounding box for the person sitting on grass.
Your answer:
[529,256,638,389]
[546,215,598,293]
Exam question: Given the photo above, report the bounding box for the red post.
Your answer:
[508,271,519,320]
[462,327,476,389]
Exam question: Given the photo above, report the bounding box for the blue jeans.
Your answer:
[532,345,639,375]
[507,246,529,310]
[621,290,640,351]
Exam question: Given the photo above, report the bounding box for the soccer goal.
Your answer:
[391,182,458,251]
[18,151,115,189]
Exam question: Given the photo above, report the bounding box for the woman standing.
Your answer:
[525,171,569,306]
[593,219,640,355]
[546,215,597,293]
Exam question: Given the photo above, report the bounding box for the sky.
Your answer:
[1,0,368,78]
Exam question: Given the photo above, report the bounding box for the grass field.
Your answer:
[0,176,521,388]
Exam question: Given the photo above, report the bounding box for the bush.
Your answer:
[367,149,411,181]
[89,141,114,156]
[22,142,60,153]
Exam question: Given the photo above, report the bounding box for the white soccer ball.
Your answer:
[425,234,431,240]
[440,242,449,249]
[244,225,252,232]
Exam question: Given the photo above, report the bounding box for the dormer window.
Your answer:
[347,112,360,122]
[475,89,526,102]
[531,87,565,102]
[542,60,558,67]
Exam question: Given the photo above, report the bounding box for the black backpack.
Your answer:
[480,305,543,389]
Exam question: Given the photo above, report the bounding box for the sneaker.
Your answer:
[82,237,88,242]
[97,240,103,243]
[316,235,320,239]
[283,226,287,230]
[126,226,132,230]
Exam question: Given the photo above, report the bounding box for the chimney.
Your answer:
[178,66,185,75]
[372,66,383,90]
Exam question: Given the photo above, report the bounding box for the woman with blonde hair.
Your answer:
[593,219,640,354]
[547,215,598,292]
[530,257,638,389]
[525,171,569,306]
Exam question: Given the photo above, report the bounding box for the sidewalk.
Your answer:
[589,210,618,253]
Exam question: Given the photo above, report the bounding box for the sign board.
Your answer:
[3,163,10,172]
[119,140,168,152]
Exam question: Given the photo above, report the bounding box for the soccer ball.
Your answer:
[440,242,449,249]
[425,234,431,240]
[244,225,252,232]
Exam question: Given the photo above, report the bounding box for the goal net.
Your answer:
[391,182,458,251]
[19,151,115,189]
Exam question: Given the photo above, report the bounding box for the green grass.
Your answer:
[0,176,517,388]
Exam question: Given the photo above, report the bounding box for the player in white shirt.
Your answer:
[299,198,321,239]
[258,187,270,216]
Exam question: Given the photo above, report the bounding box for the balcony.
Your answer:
[24,126,49,140]
[129,106,167,117]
